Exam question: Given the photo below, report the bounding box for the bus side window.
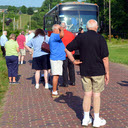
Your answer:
[54,16,58,24]
[45,16,54,31]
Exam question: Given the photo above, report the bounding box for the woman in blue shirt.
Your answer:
[25,29,52,89]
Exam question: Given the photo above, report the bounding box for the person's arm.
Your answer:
[25,45,33,53]
[16,47,20,52]
[65,48,82,65]
[103,57,109,85]
[59,27,64,39]
[15,42,20,52]
[24,39,33,54]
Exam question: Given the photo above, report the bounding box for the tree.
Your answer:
[7,6,18,13]
[31,20,39,29]
[27,7,34,15]
[20,5,27,14]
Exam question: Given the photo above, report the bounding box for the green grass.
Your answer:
[21,14,30,29]
[0,50,9,117]
[108,38,128,65]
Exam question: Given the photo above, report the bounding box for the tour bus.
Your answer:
[43,2,99,36]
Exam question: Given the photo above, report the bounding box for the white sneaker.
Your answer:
[35,84,39,89]
[45,83,53,89]
[93,117,106,127]
[82,117,92,126]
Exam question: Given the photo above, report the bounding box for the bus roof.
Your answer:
[45,2,98,16]
[58,2,98,6]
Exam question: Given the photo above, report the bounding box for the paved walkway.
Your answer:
[0,52,128,128]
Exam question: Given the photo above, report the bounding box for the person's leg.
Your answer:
[44,70,48,84]
[1,46,5,57]
[6,56,12,82]
[68,58,75,85]
[21,55,24,64]
[92,75,106,127]
[93,92,101,114]
[35,70,40,84]
[82,91,93,126]
[83,91,92,113]
[52,75,59,92]
[9,77,12,83]
[12,77,16,82]
[3,47,6,57]
[11,56,18,82]
[44,69,52,89]
[93,92,106,127]
[81,76,93,126]
[18,55,21,64]
[62,58,68,86]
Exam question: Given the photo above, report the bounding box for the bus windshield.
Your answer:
[44,3,99,33]
[59,11,97,32]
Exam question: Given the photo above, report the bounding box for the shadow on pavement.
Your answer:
[117,81,128,86]
[16,75,21,82]
[54,92,83,121]
[26,74,35,85]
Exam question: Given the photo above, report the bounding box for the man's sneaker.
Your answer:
[82,117,92,126]
[45,83,53,89]
[93,117,106,127]
[52,93,59,98]
[35,84,39,89]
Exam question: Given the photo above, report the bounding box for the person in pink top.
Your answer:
[16,31,26,64]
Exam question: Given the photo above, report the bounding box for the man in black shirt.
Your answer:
[65,19,109,127]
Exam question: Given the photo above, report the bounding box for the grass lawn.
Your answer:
[21,14,30,29]
[0,50,9,117]
[107,39,128,65]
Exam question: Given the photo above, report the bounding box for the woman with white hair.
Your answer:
[5,34,19,84]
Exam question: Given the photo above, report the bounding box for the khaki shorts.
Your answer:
[19,49,26,56]
[50,60,63,76]
[81,75,105,93]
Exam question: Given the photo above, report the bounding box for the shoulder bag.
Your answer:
[41,36,50,53]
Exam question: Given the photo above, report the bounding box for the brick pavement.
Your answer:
[0,52,128,128]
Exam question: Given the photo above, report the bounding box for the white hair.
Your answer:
[52,24,59,31]
[61,22,66,28]
[3,31,7,35]
[86,19,98,29]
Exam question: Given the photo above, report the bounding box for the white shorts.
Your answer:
[50,60,63,76]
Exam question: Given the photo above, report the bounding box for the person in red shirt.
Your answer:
[16,31,26,64]
[61,22,75,87]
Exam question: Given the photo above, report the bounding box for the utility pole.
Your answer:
[17,20,18,29]
[29,15,31,30]
[104,0,106,33]
[49,4,50,11]
[2,12,4,32]
[13,17,15,31]
[20,15,21,29]
[19,11,22,29]
[109,0,111,42]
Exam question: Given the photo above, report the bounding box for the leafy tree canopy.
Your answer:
[20,5,27,14]
[27,7,34,15]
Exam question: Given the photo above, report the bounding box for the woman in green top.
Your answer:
[5,34,19,84]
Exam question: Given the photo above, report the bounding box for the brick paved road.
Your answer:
[0,52,128,128]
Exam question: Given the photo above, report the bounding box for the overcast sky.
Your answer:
[0,0,82,7]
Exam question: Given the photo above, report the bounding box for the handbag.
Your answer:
[41,36,50,53]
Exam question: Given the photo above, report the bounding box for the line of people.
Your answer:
[25,19,109,127]
[0,19,109,128]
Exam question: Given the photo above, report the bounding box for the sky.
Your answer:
[0,0,45,7]
[0,0,82,7]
